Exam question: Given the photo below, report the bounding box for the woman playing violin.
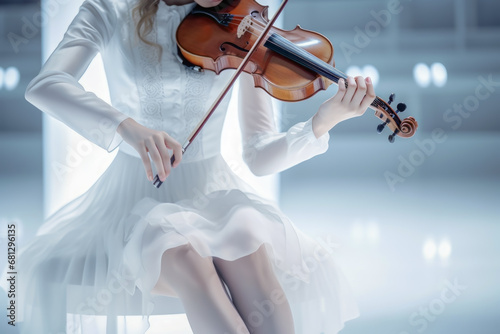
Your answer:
[13,0,375,333]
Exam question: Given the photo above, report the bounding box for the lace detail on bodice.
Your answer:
[180,68,213,159]
[136,21,166,132]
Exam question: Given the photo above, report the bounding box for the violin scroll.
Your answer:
[372,93,418,143]
[398,116,418,138]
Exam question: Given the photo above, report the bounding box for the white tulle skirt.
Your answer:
[4,150,359,334]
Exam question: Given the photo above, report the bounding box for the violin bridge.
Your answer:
[237,15,253,38]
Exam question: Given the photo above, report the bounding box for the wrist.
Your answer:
[116,117,134,136]
[312,107,338,138]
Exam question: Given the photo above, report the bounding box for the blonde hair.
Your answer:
[132,0,163,54]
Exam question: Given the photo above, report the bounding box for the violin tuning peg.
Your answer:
[397,103,407,113]
[377,119,390,134]
[377,123,386,134]
[388,93,395,105]
[388,132,397,143]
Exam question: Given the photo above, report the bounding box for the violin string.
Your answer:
[224,20,275,44]
[225,21,386,107]
[225,16,268,32]
[226,16,354,81]
[226,17,337,73]
[225,18,267,32]
[250,26,349,82]
[224,20,346,83]
[222,16,386,109]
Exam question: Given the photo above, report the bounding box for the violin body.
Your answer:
[177,0,335,102]
[176,0,418,141]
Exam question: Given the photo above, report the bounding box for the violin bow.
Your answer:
[153,0,289,188]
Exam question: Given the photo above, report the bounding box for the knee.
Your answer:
[159,244,219,291]
[215,244,277,287]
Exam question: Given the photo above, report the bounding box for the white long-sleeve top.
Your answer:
[25,0,330,175]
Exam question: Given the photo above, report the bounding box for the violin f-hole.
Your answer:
[220,41,250,53]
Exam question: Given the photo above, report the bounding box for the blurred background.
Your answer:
[0,0,499,333]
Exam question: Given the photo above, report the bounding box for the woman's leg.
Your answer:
[152,243,249,334]
[213,244,296,334]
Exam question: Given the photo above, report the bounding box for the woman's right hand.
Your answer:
[116,118,183,182]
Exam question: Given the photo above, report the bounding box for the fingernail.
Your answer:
[366,77,372,84]
[148,175,153,182]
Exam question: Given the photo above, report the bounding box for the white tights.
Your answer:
[152,243,295,334]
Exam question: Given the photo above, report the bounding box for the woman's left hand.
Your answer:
[312,76,376,138]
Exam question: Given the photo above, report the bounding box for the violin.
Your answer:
[176,0,418,142]
[152,0,418,188]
